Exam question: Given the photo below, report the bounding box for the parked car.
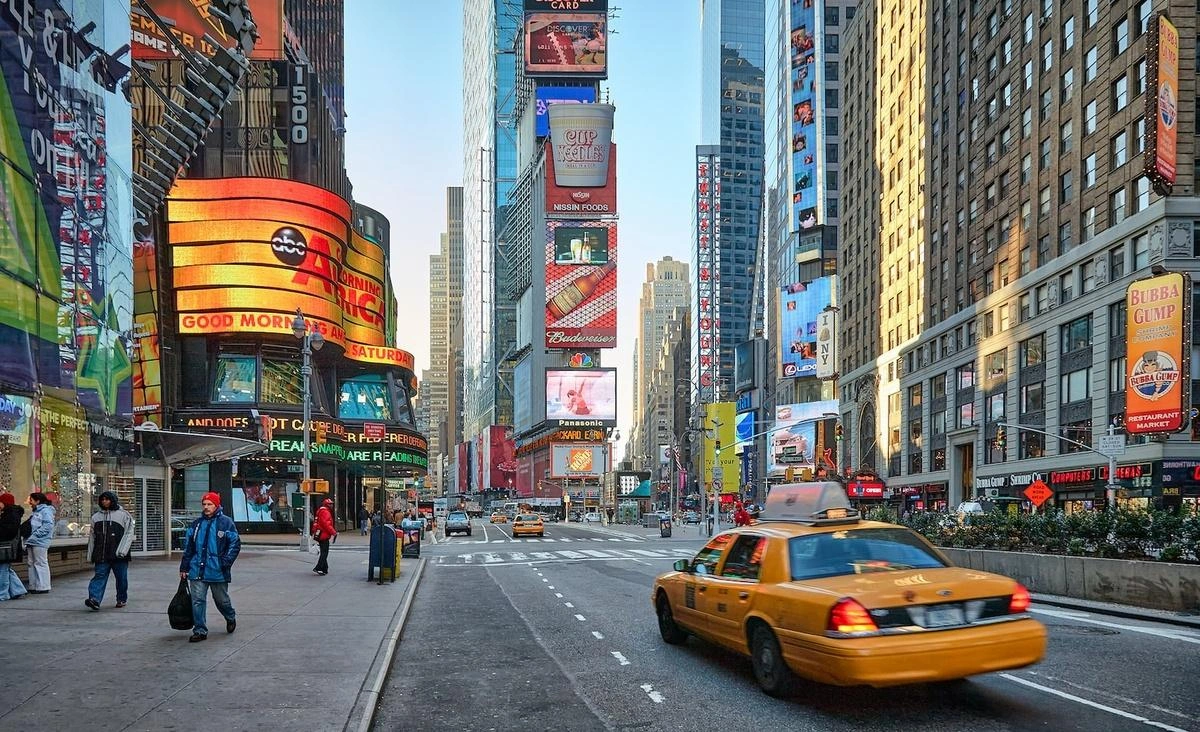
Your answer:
[445,511,472,537]
[583,512,602,523]
[683,511,701,524]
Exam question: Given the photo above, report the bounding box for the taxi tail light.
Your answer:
[1008,583,1032,613]
[828,598,878,634]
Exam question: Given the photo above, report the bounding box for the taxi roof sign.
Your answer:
[760,482,861,525]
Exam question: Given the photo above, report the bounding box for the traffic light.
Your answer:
[994,427,1006,450]
[834,423,844,441]
[785,467,795,482]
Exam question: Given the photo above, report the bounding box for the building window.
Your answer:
[826,34,839,53]
[1110,244,1126,279]
[1084,46,1099,82]
[1111,131,1128,167]
[1040,88,1053,122]
[1083,207,1097,241]
[1036,283,1048,312]
[1135,57,1147,96]
[825,5,840,25]
[1083,154,1097,188]
[1113,18,1130,56]
[1024,13,1033,43]
[1082,260,1097,292]
[986,391,1006,422]
[1021,382,1045,412]
[1084,99,1098,135]
[1039,137,1051,168]
[1060,170,1073,203]
[931,373,947,397]
[1059,221,1073,253]
[1134,117,1146,154]
[1061,68,1075,103]
[1112,75,1129,111]
[985,350,1006,380]
[1061,418,1092,454]
[1020,293,1032,321]
[1020,246,1031,276]
[1021,431,1046,459]
[1060,119,1073,152]
[1039,187,1051,217]
[1110,188,1127,226]
[1021,154,1032,184]
[957,362,975,390]
[1042,39,1053,71]
[1059,271,1075,303]
[1109,355,1126,393]
[1084,0,1098,28]
[212,355,257,403]
[1021,334,1045,367]
[1136,0,1152,36]
[1133,234,1149,269]
[958,402,976,429]
[909,384,922,408]
[1022,107,1032,138]
[1133,176,1151,213]
[1061,315,1092,354]
[1061,368,1091,403]
[261,360,303,405]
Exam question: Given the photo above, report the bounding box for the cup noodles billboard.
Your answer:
[548,103,615,187]
[545,220,617,348]
[546,144,617,216]
[525,13,608,78]
[550,443,606,478]
[166,177,414,371]
[131,0,285,61]
[536,86,597,137]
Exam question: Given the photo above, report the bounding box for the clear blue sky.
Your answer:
[345,2,702,447]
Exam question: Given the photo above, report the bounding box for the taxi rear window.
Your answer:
[516,514,539,521]
[787,528,947,581]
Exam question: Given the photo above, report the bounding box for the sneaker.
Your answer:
[188,633,207,643]
[226,618,236,634]
[115,601,126,608]
[84,598,100,611]
[316,570,327,576]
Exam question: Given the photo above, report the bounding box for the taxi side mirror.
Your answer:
[673,559,690,573]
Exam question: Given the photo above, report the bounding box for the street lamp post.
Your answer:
[292,309,325,551]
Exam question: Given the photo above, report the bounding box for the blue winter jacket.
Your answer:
[179,508,241,583]
[25,504,55,548]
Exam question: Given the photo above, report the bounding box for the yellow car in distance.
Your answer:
[511,513,545,538]
[651,482,1046,696]
[490,512,508,524]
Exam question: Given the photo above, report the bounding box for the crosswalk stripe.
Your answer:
[579,549,614,558]
[558,550,587,559]
[510,552,529,561]
[531,552,556,560]
[628,549,668,557]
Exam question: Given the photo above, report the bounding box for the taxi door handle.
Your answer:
[697,586,706,592]
[738,592,749,599]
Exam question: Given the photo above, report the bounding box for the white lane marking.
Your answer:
[606,538,624,542]
[548,585,556,590]
[592,631,604,640]
[640,684,665,704]
[481,553,502,563]
[628,549,670,557]
[611,651,630,666]
[510,552,529,562]
[555,593,563,598]
[574,614,587,621]
[560,537,573,542]
[580,549,616,558]
[490,540,506,544]
[1024,672,1200,726]
[1032,607,1200,645]
[533,552,557,560]
[542,578,549,583]
[564,602,575,608]
[1000,674,1189,732]
[558,550,587,559]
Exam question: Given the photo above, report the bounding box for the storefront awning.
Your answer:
[135,426,267,468]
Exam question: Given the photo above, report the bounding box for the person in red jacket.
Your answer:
[733,501,752,527]
[311,498,337,576]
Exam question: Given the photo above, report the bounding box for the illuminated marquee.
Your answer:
[167,178,414,371]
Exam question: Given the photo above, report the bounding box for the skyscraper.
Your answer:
[426,187,465,494]
[462,1,522,444]
[632,258,691,467]
[694,0,767,406]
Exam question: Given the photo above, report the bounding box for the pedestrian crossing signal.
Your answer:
[301,479,329,494]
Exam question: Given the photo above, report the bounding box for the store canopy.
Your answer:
[135,426,267,468]
[628,480,653,499]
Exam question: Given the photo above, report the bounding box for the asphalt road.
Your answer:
[374,519,1200,731]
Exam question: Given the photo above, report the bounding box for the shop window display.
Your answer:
[339,378,391,421]
[213,356,258,403]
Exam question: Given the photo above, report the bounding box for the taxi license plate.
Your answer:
[925,606,965,627]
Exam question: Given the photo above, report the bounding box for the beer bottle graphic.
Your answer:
[547,262,616,321]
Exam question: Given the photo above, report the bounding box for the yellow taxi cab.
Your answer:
[511,513,545,538]
[490,512,508,524]
[651,482,1046,696]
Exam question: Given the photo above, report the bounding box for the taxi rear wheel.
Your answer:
[750,625,794,697]
[656,595,688,645]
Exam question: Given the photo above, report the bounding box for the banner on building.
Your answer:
[546,144,617,216]
[550,443,606,478]
[693,148,722,403]
[778,277,835,378]
[768,401,838,475]
[545,368,616,427]
[1125,272,1191,434]
[1144,13,1179,192]
[545,220,617,348]
[702,402,740,493]
[525,13,608,78]
[131,0,285,60]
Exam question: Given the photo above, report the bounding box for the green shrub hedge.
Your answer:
[861,506,1200,563]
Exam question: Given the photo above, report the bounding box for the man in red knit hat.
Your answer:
[178,492,241,642]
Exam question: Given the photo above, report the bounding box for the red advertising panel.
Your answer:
[487,425,518,491]
[131,228,162,427]
[457,442,469,495]
[545,220,617,348]
[1146,14,1179,186]
[166,177,415,371]
[1125,272,1192,434]
[546,144,617,216]
[131,0,285,61]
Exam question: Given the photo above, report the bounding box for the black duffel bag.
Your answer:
[168,578,194,631]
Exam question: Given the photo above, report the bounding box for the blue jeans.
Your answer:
[88,561,129,604]
[0,562,26,600]
[189,579,235,636]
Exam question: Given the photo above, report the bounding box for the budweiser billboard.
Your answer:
[545,220,617,349]
[546,144,617,216]
[548,103,615,187]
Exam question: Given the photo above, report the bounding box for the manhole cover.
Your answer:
[1046,623,1119,636]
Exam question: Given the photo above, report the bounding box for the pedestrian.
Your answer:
[0,493,27,601]
[733,501,751,527]
[358,503,370,535]
[85,490,135,611]
[178,492,240,643]
[24,492,55,593]
[311,497,336,576]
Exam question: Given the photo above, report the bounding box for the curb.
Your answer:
[1031,593,1200,630]
[344,556,427,732]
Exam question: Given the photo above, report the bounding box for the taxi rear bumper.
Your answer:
[512,524,544,535]
[780,617,1046,687]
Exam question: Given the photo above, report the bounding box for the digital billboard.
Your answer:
[131,0,285,61]
[702,402,740,494]
[1125,272,1191,434]
[524,0,607,10]
[484,425,517,491]
[536,86,597,137]
[545,220,617,348]
[545,368,616,427]
[1144,13,1179,189]
[778,277,834,378]
[735,411,755,444]
[166,177,415,372]
[790,2,820,229]
[0,3,133,417]
[132,223,162,426]
[525,14,608,78]
[768,401,838,475]
[546,143,617,215]
[550,443,606,478]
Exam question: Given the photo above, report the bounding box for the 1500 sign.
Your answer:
[290,64,309,144]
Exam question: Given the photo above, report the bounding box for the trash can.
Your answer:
[659,517,672,538]
[368,524,399,583]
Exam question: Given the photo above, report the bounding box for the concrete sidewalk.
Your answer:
[0,547,422,732]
